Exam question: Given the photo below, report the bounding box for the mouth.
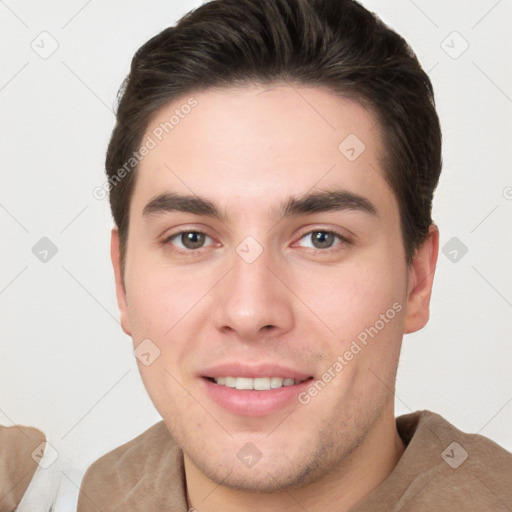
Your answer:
[203,376,312,390]
[199,366,315,416]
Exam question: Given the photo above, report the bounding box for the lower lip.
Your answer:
[201,377,313,417]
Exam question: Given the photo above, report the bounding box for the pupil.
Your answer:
[183,232,205,249]
[313,231,333,248]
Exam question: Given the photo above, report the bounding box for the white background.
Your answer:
[1,0,511,509]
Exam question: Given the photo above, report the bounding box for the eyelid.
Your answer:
[296,226,351,240]
[161,223,215,241]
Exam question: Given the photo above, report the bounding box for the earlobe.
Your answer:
[403,224,439,334]
[111,228,132,336]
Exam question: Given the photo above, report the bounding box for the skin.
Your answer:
[111,84,439,512]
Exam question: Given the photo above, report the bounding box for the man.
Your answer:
[77,0,511,510]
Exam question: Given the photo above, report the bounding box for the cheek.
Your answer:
[125,262,203,341]
[293,253,406,343]
[297,259,406,408]
[124,269,197,413]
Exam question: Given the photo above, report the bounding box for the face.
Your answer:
[111,84,437,491]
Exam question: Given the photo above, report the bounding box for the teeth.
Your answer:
[270,377,283,389]
[211,376,306,390]
[224,376,236,388]
[235,377,254,390]
[253,377,270,391]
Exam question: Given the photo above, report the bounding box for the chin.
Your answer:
[193,454,320,492]
[183,431,343,494]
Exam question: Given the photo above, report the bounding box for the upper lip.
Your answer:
[201,363,313,380]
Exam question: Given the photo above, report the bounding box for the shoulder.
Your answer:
[83,420,176,471]
[77,421,186,512]
[399,409,511,463]
[397,410,512,510]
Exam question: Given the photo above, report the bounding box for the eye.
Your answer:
[296,229,348,251]
[164,231,215,252]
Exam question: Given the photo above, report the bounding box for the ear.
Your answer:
[111,227,132,336]
[403,224,439,334]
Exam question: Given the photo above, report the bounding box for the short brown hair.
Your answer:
[106,0,442,269]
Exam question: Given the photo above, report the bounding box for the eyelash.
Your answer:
[162,229,350,256]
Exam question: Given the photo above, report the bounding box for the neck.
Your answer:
[184,406,405,512]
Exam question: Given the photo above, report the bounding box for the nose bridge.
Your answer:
[232,243,272,297]
[213,238,293,337]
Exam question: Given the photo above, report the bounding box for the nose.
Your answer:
[212,245,295,342]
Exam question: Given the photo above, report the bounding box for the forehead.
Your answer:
[131,84,398,222]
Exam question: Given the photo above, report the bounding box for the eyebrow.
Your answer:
[142,189,378,222]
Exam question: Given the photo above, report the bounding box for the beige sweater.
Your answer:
[77,410,512,511]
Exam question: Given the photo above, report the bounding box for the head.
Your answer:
[108,0,440,494]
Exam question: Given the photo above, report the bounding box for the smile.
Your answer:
[206,376,311,390]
